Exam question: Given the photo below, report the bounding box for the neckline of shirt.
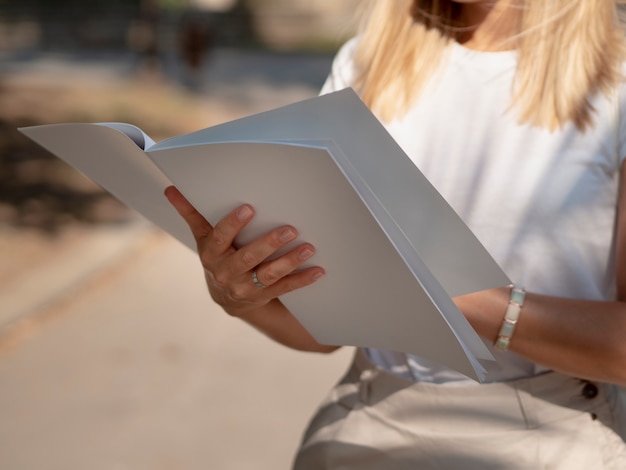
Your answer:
[450,41,518,69]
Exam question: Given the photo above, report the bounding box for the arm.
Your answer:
[165,186,339,353]
[456,163,626,386]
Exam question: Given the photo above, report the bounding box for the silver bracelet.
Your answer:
[494,284,526,352]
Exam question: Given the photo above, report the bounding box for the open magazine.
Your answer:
[19,88,510,381]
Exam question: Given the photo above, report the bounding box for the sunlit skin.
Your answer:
[166,0,626,385]
[453,0,519,50]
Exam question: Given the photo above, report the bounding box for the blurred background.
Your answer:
[0,1,358,468]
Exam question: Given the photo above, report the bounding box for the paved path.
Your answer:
[0,219,353,470]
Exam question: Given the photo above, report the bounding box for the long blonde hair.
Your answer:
[354,0,626,131]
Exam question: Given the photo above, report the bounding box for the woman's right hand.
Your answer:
[164,185,336,352]
[164,186,326,319]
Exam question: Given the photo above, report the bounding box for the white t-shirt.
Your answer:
[321,38,626,384]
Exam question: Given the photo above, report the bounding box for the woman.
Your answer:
[165,0,626,467]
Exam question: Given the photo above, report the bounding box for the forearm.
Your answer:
[229,298,340,353]
[457,288,626,385]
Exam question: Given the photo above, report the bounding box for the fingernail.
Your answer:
[279,228,297,243]
[237,205,253,221]
[312,271,325,281]
[298,246,315,260]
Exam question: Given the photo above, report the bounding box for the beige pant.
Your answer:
[294,350,626,470]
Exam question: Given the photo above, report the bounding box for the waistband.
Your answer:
[345,348,605,408]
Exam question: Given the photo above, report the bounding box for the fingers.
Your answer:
[165,185,298,275]
[164,185,325,314]
[252,243,317,288]
[254,265,325,299]
[230,225,297,274]
[165,185,254,258]
[209,204,255,255]
[244,243,325,299]
[164,186,214,240]
[208,236,325,316]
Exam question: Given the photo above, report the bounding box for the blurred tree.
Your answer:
[0,0,188,7]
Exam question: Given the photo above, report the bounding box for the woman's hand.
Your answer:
[164,185,325,317]
[164,186,336,353]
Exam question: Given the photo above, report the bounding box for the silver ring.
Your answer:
[251,269,267,289]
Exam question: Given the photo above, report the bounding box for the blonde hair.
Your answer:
[354,0,626,131]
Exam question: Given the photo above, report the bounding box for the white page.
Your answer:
[19,123,195,249]
[257,137,492,365]
[320,140,493,362]
[20,89,510,381]
[151,89,509,372]
[153,89,510,298]
[149,141,487,380]
[95,122,157,150]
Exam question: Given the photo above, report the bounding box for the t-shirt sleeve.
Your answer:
[319,37,360,95]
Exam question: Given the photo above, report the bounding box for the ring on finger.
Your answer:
[251,269,268,289]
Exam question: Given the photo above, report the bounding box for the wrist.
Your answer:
[494,284,526,351]
[221,298,275,319]
[454,286,511,340]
